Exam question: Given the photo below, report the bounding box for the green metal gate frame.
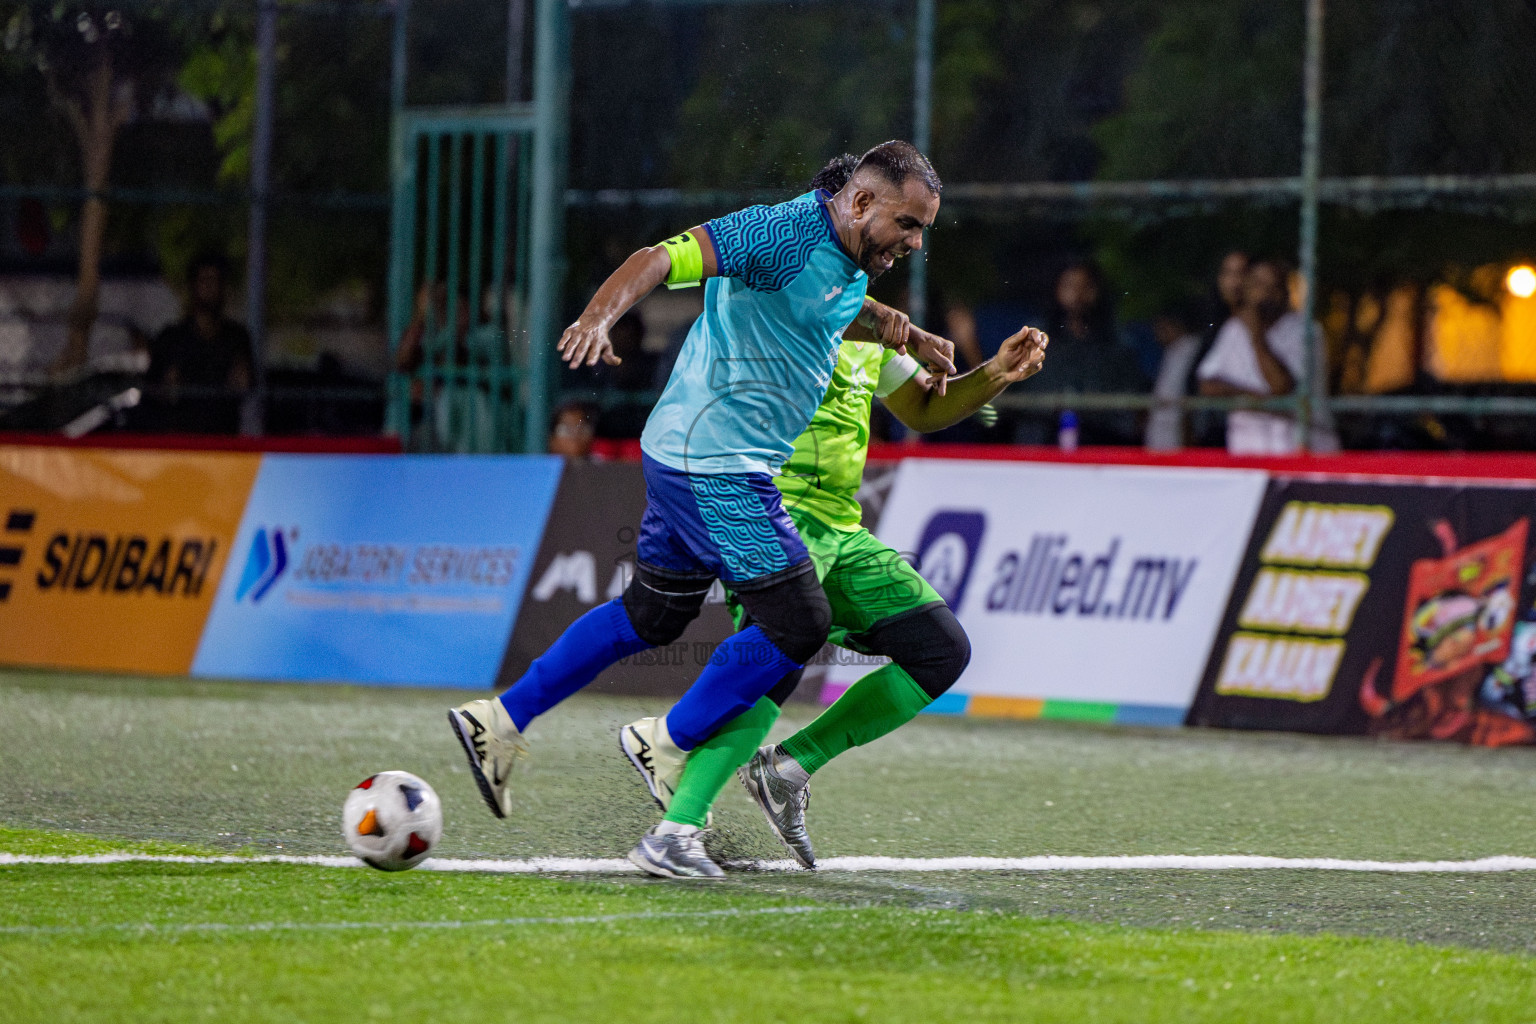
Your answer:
[385,104,550,452]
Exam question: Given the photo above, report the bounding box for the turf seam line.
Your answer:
[0,904,841,938]
[7,852,1536,873]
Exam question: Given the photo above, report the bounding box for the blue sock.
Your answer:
[498,598,651,731]
[664,626,800,750]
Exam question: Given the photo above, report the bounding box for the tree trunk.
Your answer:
[56,55,120,375]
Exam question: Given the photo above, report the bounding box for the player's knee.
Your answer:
[919,614,972,698]
[864,604,971,700]
[621,563,710,647]
[735,567,831,665]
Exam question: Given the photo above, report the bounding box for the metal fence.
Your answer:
[384,105,535,452]
[549,0,1536,454]
[0,0,409,436]
[7,0,1536,452]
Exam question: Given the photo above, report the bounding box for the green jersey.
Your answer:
[774,340,921,530]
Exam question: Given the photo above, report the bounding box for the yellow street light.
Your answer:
[1508,265,1536,299]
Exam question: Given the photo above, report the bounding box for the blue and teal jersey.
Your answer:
[639,190,869,476]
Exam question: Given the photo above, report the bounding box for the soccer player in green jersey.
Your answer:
[621,156,1048,876]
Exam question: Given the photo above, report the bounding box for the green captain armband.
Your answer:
[660,231,705,289]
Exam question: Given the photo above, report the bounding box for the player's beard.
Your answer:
[856,224,903,278]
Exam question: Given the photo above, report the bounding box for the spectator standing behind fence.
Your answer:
[547,400,598,460]
[1182,250,1249,446]
[394,282,472,450]
[942,299,987,372]
[1144,300,1203,450]
[1197,258,1338,455]
[145,253,251,435]
[395,281,470,376]
[1013,260,1147,445]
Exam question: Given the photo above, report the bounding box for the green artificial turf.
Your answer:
[4,669,1536,1021]
[0,826,225,858]
[6,667,1536,864]
[4,842,1536,1024]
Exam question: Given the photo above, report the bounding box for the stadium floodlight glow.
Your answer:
[1508,265,1536,299]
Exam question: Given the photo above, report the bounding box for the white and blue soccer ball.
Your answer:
[342,770,443,871]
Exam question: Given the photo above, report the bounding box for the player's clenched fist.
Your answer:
[557,318,622,368]
[995,326,1048,383]
[854,298,958,393]
[859,301,912,353]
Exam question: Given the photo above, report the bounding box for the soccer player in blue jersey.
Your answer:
[448,141,953,876]
[629,155,1045,879]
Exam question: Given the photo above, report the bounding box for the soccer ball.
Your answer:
[342,771,443,871]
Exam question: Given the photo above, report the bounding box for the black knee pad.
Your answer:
[733,565,831,665]
[856,602,971,699]
[764,667,805,707]
[621,562,711,647]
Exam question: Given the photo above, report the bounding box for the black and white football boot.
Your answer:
[446,698,528,818]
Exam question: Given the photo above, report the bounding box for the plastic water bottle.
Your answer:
[1057,409,1079,453]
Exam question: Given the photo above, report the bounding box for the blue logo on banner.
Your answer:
[235,527,288,603]
[915,510,986,608]
[193,454,563,688]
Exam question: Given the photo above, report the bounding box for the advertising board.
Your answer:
[832,459,1268,723]
[0,446,257,674]
[1187,478,1536,746]
[499,460,736,696]
[193,454,562,686]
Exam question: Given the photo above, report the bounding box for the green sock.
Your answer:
[663,696,779,828]
[779,664,931,776]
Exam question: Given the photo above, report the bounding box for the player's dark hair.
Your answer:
[810,153,859,195]
[854,140,942,196]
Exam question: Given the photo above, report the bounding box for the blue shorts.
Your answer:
[638,454,811,588]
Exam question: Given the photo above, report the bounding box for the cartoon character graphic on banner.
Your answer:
[1360,517,1533,746]
[1479,619,1536,724]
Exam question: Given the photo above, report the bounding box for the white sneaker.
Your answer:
[619,716,688,812]
[447,698,528,819]
[627,824,725,880]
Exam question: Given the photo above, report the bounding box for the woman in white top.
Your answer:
[1197,259,1338,455]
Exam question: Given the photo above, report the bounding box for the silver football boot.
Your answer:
[627,826,725,880]
[738,745,815,869]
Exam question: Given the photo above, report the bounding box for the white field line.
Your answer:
[0,904,839,938]
[5,852,1536,873]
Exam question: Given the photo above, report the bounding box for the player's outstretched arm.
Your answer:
[845,298,957,391]
[881,324,1047,433]
[556,228,717,368]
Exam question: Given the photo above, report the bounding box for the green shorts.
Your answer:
[727,507,943,651]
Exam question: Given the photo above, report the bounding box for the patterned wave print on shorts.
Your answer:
[688,475,790,581]
[707,199,828,293]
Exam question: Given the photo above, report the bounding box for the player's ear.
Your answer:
[850,186,876,222]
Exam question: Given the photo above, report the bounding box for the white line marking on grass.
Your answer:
[0,853,631,872]
[7,852,1536,873]
[801,855,1536,873]
[0,904,839,938]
